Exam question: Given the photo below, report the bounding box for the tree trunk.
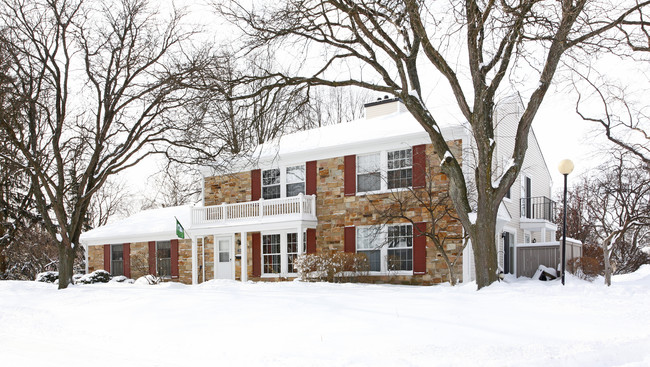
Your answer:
[57,242,75,289]
[471,210,499,289]
[603,243,612,286]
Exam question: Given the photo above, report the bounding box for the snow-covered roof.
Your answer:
[80,205,193,246]
[201,110,467,175]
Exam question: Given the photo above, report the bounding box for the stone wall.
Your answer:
[87,239,194,284]
[202,140,464,285]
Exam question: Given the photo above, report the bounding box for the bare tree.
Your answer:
[0,0,203,288]
[215,0,650,288]
[574,70,650,168]
[584,153,650,285]
[306,86,372,127]
[368,176,467,285]
[140,163,201,209]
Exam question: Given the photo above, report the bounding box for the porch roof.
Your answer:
[79,205,193,246]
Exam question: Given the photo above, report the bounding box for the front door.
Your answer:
[215,237,233,280]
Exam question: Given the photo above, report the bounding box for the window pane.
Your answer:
[111,244,124,276]
[359,250,381,271]
[357,153,380,173]
[156,241,171,277]
[287,233,298,273]
[387,168,412,189]
[286,182,305,197]
[357,227,381,250]
[388,224,413,248]
[387,248,413,271]
[262,185,280,199]
[262,169,280,185]
[286,165,305,184]
[358,172,381,192]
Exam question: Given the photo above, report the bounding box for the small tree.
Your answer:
[368,160,466,285]
[583,153,650,285]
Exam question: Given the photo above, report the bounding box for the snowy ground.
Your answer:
[2,268,650,367]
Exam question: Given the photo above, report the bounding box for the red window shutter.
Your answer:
[103,244,111,272]
[344,226,356,253]
[123,243,131,279]
[413,222,427,275]
[344,155,356,196]
[251,169,261,201]
[306,160,317,195]
[412,144,426,189]
[252,233,261,277]
[148,241,156,275]
[171,239,179,278]
[306,228,317,254]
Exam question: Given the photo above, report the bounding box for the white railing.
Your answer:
[191,193,317,226]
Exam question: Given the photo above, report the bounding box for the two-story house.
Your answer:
[80,96,579,284]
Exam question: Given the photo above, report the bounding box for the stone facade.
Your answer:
[87,239,193,284]
[87,141,464,286]
[201,141,464,285]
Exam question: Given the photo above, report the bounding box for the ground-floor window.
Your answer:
[157,240,171,277]
[356,224,413,273]
[262,231,306,276]
[111,244,124,276]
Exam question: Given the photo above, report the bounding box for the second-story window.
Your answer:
[387,149,412,189]
[286,165,305,197]
[262,168,281,199]
[357,153,381,192]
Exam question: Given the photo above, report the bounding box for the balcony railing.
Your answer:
[191,194,317,227]
[520,196,555,222]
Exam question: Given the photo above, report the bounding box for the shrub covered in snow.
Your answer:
[77,270,112,284]
[35,271,59,283]
[568,256,602,281]
[135,275,162,285]
[294,252,369,282]
[110,275,134,283]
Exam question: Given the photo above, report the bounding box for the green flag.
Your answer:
[175,218,185,239]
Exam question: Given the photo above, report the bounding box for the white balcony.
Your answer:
[190,194,317,233]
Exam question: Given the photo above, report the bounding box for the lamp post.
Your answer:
[558,159,574,285]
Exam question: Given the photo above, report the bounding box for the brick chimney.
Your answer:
[364,95,406,119]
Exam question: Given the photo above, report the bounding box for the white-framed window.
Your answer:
[262,234,281,274]
[356,224,413,274]
[286,165,305,197]
[261,165,306,199]
[387,149,412,189]
[262,231,306,276]
[357,153,381,192]
[156,240,171,278]
[111,244,124,276]
[262,168,281,199]
[387,224,413,271]
[357,148,413,193]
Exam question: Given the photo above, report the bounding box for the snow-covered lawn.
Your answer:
[2,268,650,367]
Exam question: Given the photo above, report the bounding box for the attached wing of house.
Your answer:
[80,96,581,284]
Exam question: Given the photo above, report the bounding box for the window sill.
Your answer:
[366,271,413,276]
[356,187,412,197]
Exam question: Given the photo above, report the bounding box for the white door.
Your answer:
[215,237,233,279]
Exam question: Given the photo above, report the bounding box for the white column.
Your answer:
[241,231,248,282]
[191,236,198,285]
[297,227,304,255]
[541,227,546,243]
